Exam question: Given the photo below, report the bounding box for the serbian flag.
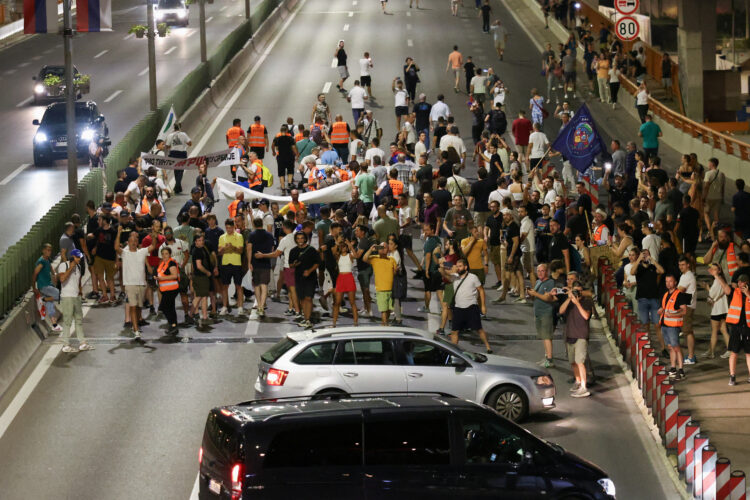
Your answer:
[76,0,112,32]
[23,0,59,34]
[551,104,607,174]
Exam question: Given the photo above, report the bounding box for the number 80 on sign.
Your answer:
[615,16,639,41]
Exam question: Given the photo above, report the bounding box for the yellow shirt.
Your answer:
[596,59,610,80]
[370,256,398,292]
[218,232,244,266]
[461,237,486,270]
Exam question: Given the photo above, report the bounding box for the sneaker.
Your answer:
[138,319,150,327]
[677,369,686,380]
[78,342,95,351]
[283,309,295,316]
[183,315,195,326]
[50,323,62,332]
[569,382,581,392]
[219,307,229,316]
[391,319,403,325]
[416,306,430,313]
[720,351,732,359]
[436,328,445,335]
[97,296,110,304]
[668,368,677,379]
[492,295,506,304]
[513,297,527,304]
[294,314,304,321]
[541,358,555,368]
[123,321,132,328]
[297,319,312,328]
[62,345,78,353]
[729,375,736,386]
[258,307,265,318]
[133,329,142,340]
[339,307,349,314]
[683,356,697,365]
[86,291,99,300]
[699,350,715,359]
[492,281,503,290]
[571,387,591,398]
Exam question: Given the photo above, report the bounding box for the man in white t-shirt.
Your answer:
[677,256,698,364]
[438,126,466,165]
[364,138,385,168]
[269,221,299,316]
[166,123,192,194]
[346,80,369,125]
[527,122,549,170]
[518,205,536,289]
[118,228,158,339]
[392,77,410,130]
[359,51,374,97]
[58,249,90,353]
[429,94,451,129]
[490,20,509,60]
[487,177,511,207]
[438,258,492,353]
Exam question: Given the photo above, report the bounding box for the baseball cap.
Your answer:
[101,202,112,210]
[191,186,202,194]
[70,249,83,259]
[120,210,130,217]
[500,208,511,215]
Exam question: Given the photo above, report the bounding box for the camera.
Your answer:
[572,289,581,298]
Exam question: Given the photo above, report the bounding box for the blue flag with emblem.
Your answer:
[551,104,607,174]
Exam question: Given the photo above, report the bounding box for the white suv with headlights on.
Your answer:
[254,327,556,422]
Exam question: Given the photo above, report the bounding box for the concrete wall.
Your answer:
[0,293,45,399]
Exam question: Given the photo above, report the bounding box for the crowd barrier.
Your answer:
[597,258,748,499]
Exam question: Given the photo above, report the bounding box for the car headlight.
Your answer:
[534,375,553,386]
[155,10,164,19]
[80,128,94,141]
[177,10,187,18]
[597,478,616,498]
[34,84,45,94]
[34,132,48,143]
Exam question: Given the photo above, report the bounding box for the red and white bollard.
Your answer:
[644,352,658,404]
[685,421,701,487]
[636,336,650,387]
[716,458,731,500]
[677,410,691,473]
[702,445,718,500]
[727,470,746,500]
[663,389,678,451]
[652,368,669,420]
[694,433,710,498]
[658,380,673,439]
[639,344,654,391]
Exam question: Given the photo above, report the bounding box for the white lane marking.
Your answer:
[343,23,349,31]
[103,90,123,103]
[0,163,30,185]
[219,5,227,10]
[407,39,413,47]
[406,23,412,29]
[43,49,54,54]
[0,345,62,442]
[406,10,411,16]
[16,97,33,108]
[352,0,357,4]
[164,46,177,55]
[93,49,109,59]
[348,10,353,16]
[331,58,337,68]
[206,15,213,22]
[191,0,306,156]
[186,29,197,37]
[123,33,135,40]
[31,55,42,60]
[322,81,331,93]
[138,67,149,76]
[225,13,233,17]
[189,475,200,500]
[18,62,30,68]
[4,69,17,75]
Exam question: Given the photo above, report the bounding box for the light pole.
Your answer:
[199,0,207,62]
[245,0,250,19]
[147,0,158,111]
[63,0,77,195]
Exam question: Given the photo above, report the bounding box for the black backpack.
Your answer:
[489,109,507,135]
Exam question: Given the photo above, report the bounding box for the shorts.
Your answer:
[442,282,454,304]
[252,267,271,286]
[473,211,489,228]
[376,290,393,312]
[220,264,243,285]
[661,325,681,347]
[94,257,116,281]
[710,313,727,321]
[193,275,211,297]
[283,268,296,287]
[521,252,535,275]
[357,266,373,290]
[637,297,660,325]
[728,326,750,353]
[178,268,189,294]
[395,106,409,117]
[682,236,697,255]
[296,277,317,299]
[704,198,721,215]
[505,253,521,273]
[360,75,371,87]
[682,308,695,334]
[452,68,461,79]
[489,245,502,266]
[494,39,505,50]
[423,271,444,292]
[399,233,413,251]
[337,65,349,80]
[125,285,146,307]
[535,315,554,340]
[452,304,483,331]
[564,71,576,83]
[277,160,294,177]
[250,146,265,160]
[566,338,588,365]
[662,77,672,88]
[336,272,357,293]
[469,268,486,285]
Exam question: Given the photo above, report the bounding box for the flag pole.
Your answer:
[63,0,77,196]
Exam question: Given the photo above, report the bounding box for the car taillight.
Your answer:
[198,447,203,464]
[266,368,288,386]
[230,463,243,499]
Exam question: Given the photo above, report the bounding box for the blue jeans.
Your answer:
[40,285,59,318]
[637,298,660,325]
[661,326,681,347]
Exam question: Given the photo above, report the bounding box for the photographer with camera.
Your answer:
[559,281,593,397]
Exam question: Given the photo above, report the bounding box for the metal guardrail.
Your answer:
[0,0,282,321]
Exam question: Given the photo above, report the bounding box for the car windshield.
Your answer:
[41,67,78,77]
[41,106,92,124]
[261,337,298,364]
[158,0,184,8]
[431,335,487,363]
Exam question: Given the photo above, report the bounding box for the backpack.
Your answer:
[311,125,324,145]
[490,110,507,135]
[261,164,274,188]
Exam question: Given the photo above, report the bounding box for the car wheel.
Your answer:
[313,389,348,400]
[487,385,528,422]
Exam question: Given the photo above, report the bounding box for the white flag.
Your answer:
[157,105,177,141]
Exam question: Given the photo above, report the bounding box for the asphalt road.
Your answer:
[0,0,683,499]
[0,0,251,254]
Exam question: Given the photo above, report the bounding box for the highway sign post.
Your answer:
[615,16,640,42]
[614,0,639,16]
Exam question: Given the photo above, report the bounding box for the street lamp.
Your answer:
[63,0,77,194]
[147,0,158,111]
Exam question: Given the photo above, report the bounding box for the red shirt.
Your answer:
[141,234,166,268]
[512,117,533,146]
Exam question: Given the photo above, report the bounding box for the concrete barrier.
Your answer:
[0,292,46,399]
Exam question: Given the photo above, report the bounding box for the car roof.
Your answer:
[287,326,433,343]
[45,101,97,111]
[219,394,481,423]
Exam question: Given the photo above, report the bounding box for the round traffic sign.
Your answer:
[615,16,640,42]
[614,0,639,15]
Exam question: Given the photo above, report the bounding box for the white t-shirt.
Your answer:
[543,188,557,207]
[277,232,296,268]
[388,250,402,267]
[429,101,451,121]
[608,67,621,83]
[623,263,637,287]
[401,121,416,144]
[414,141,427,159]
[493,86,507,106]
[641,234,661,261]
[519,216,535,253]
[122,247,150,286]
[636,90,649,105]
[365,147,385,166]
[439,134,466,157]
[349,139,365,162]
[490,24,508,42]
[678,270,697,309]
[394,88,408,108]
[488,188,510,207]
[470,75,487,95]
[528,131,549,158]
[399,206,413,226]
[449,272,482,309]
[166,131,191,152]
[58,261,81,298]
[709,278,729,316]
[160,239,189,268]
[347,86,368,109]
[359,58,371,77]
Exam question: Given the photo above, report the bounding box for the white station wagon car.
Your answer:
[254,327,556,422]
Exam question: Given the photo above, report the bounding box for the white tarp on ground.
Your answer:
[215,176,353,205]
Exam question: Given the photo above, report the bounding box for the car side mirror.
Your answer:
[97,115,105,123]
[449,355,468,368]
[32,119,40,125]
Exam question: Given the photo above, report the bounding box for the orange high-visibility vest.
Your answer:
[140,198,161,216]
[248,123,266,148]
[282,201,306,214]
[294,132,304,142]
[388,179,404,197]
[226,126,244,148]
[275,131,291,138]
[157,259,179,292]
[337,169,350,182]
[593,224,607,244]
[228,200,242,218]
[713,243,738,277]
[726,288,750,327]
[330,121,349,144]
[660,290,683,327]
[247,160,263,188]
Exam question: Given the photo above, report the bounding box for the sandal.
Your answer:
[79,342,95,351]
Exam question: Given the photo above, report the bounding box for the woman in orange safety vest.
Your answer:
[156,247,180,336]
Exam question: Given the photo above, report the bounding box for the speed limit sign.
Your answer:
[615,16,640,41]
[614,0,639,15]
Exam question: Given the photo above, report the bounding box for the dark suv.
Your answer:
[32,101,108,166]
[198,394,616,499]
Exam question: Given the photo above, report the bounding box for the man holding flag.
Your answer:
[166,122,192,195]
[551,104,607,178]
